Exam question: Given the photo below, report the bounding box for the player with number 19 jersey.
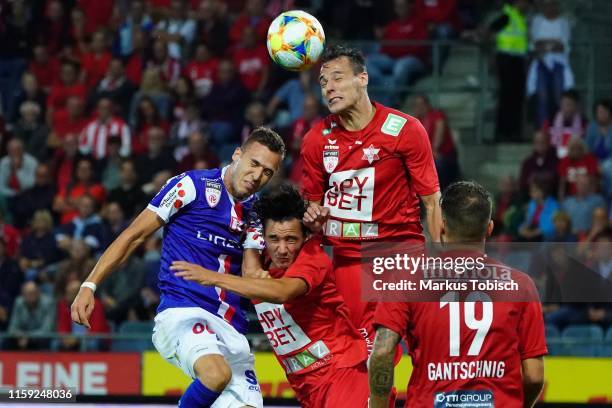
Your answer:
[148,166,263,333]
[373,262,548,407]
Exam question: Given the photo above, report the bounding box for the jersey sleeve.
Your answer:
[300,128,326,202]
[518,296,548,359]
[147,172,198,223]
[284,237,329,294]
[373,301,410,336]
[243,203,265,250]
[395,118,440,196]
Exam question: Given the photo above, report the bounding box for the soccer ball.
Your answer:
[266,10,325,72]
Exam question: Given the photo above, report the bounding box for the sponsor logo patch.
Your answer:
[381,113,407,137]
[205,180,222,208]
[323,150,339,173]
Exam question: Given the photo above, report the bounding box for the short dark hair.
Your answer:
[561,89,580,102]
[594,99,612,115]
[242,126,286,159]
[254,184,308,235]
[321,44,366,75]
[440,181,492,241]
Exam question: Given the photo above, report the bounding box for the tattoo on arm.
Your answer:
[369,327,400,397]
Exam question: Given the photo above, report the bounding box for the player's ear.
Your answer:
[359,70,368,87]
[486,220,494,238]
[232,147,242,163]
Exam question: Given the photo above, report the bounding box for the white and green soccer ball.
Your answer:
[266,10,326,72]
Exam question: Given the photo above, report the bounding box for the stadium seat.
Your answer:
[600,327,612,357]
[110,321,155,352]
[561,324,604,357]
[545,324,563,356]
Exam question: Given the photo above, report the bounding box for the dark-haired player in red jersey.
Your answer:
[369,181,547,408]
[172,185,369,408]
[301,44,442,351]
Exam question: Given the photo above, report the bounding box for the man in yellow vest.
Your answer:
[490,0,529,142]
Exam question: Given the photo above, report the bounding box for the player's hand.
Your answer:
[71,286,95,329]
[303,202,330,234]
[171,261,217,285]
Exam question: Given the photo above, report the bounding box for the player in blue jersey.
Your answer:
[71,127,285,408]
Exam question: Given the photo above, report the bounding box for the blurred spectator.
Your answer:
[413,94,458,189]
[229,0,272,45]
[0,239,23,331]
[125,30,147,85]
[12,101,49,162]
[132,96,169,155]
[90,58,137,120]
[48,96,87,149]
[80,30,113,89]
[185,43,219,98]
[9,164,56,229]
[115,0,154,57]
[103,201,129,241]
[46,60,87,123]
[557,137,598,199]
[489,0,529,142]
[28,45,59,93]
[78,0,115,35]
[169,104,205,160]
[19,210,61,280]
[519,131,558,195]
[561,174,606,237]
[547,211,577,242]
[99,255,147,325]
[493,175,523,238]
[53,156,106,225]
[53,239,96,297]
[50,133,82,194]
[129,68,173,124]
[0,138,38,198]
[519,178,559,241]
[367,0,428,106]
[142,169,173,200]
[585,99,612,161]
[100,137,124,191]
[177,131,220,173]
[582,207,609,246]
[56,194,109,254]
[194,0,230,57]
[155,0,197,60]
[240,102,270,143]
[267,70,320,128]
[202,60,248,160]
[7,281,55,350]
[527,0,574,127]
[37,0,70,54]
[416,0,459,41]
[68,7,89,56]
[56,279,110,351]
[171,76,196,121]
[287,94,322,185]
[0,209,20,258]
[80,98,131,159]
[137,127,177,177]
[8,72,47,125]
[232,25,270,99]
[546,90,586,159]
[146,39,181,87]
[108,159,147,218]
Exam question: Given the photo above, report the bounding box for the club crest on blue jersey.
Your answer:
[205,180,222,208]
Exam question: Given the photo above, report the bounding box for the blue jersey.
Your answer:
[147,167,264,333]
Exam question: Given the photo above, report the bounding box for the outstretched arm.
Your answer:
[171,261,308,303]
[369,327,401,408]
[421,191,442,242]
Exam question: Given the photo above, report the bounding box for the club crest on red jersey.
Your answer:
[205,180,222,207]
[323,150,339,173]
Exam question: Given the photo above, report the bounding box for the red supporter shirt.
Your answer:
[184,59,219,96]
[301,103,440,258]
[557,154,599,195]
[47,82,88,111]
[380,16,429,60]
[81,52,112,89]
[418,109,456,156]
[232,46,269,92]
[29,58,59,90]
[374,266,547,407]
[56,183,106,224]
[52,109,87,139]
[229,14,273,44]
[254,237,367,397]
[415,0,460,26]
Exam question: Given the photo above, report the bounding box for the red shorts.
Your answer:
[297,363,369,408]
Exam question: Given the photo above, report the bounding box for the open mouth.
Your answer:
[328,97,341,105]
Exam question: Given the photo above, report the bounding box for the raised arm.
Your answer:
[421,191,442,242]
[71,208,163,328]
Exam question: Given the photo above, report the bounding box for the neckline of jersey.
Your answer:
[332,102,382,136]
[221,165,255,204]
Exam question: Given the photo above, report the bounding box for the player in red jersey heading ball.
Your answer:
[301,44,442,350]
[369,181,547,408]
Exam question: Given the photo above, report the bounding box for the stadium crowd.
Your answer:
[0,0,610,354]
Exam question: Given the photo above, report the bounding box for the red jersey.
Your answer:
[52,109,87,139]
[29,58,59,91]
[184,59,219,97]
[253,237,367,397]
[380,16,429,60]
[557,154,599,196]
[418,109,456,156]
[374,264,547,407]
[232,46,269,92]
[81,52,112,89]
[301,103,439,258]
[47,82,88,111]
[79,116,132,159]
